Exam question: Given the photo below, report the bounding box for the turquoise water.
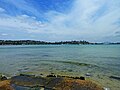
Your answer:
[0,45,120,89]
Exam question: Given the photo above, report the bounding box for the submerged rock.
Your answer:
[19,73,35,77]
[109,76,120,81]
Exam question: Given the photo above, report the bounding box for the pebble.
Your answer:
[104,87,110,90]
[85,73,92,77]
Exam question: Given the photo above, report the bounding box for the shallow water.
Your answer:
[0,45,120,90]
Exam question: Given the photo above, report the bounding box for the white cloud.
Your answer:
[0,0,120,41]
[0,14,46,33]
[42,0,120,41]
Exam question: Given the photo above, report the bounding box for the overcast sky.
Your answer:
[0,0,120,42]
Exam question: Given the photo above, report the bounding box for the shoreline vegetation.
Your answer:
[0,40,120,45]
[0,73,104,90]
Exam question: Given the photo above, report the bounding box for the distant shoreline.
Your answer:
[0,40,120,45]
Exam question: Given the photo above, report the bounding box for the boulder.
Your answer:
[0,75,7,81]
[0,80,13,90]
[10,74,103,90]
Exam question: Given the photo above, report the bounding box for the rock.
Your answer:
[19,74,35,77]
[0,75,8,81]
[11,75,46,87]
[40,87,45,90]
[103,87,110,90]
[10,74,103,90]
[42,55,49,57]
[68,69,73,72]
[40,73,43,75]
[85,73,92,77]
[0,80,14,90]
[60,76,85,80]
[17,68,23,72]
[55,78,103,90]
[23,67,29,70]
[79,76,85,80]
[109,76,120,80]
[72,76,85,80]
[46,74,56,77]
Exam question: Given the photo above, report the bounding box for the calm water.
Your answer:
[0,45,120,89]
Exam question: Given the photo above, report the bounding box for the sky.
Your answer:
[0,0,120,42]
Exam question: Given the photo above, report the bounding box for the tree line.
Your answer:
[0,40,90,45]
[0,40,119,45]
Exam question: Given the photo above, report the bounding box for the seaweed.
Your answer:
[55,60,97,67]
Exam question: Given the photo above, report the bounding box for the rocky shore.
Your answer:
[0,74,104,90]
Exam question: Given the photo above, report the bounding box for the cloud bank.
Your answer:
[0,0,120,42]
